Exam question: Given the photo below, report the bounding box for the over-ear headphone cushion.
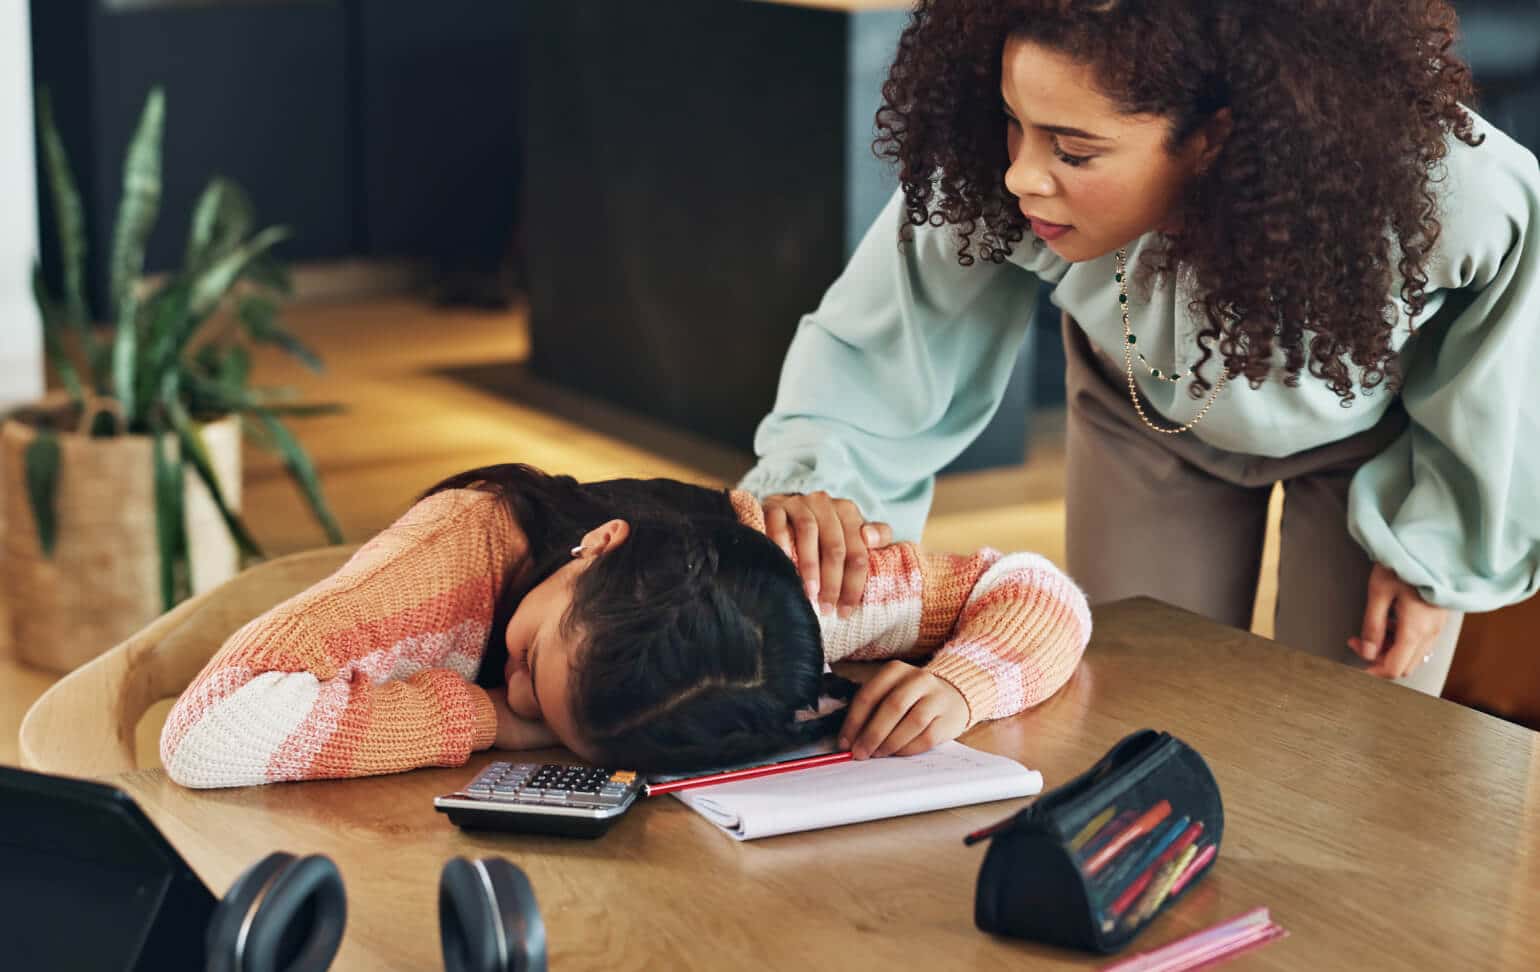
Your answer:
[208,852,295,972]
[206,852,346,972]
[440,857,546,972]
[244,854,346,972]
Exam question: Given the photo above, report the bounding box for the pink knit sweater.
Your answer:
[162,489,1089,788]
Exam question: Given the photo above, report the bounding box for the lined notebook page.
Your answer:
[673,742,1043,841]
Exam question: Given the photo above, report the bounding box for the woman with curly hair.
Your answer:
[740,0,1540,694]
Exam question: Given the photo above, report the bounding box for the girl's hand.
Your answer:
[762,492,893,618]
[482,687,559,751]
[1349,563,1450,680]
[837,661,969,759]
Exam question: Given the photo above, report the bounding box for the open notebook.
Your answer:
[673,742,1044,841]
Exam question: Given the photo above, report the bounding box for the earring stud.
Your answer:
[570,545,585,558]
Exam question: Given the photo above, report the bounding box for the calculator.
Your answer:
[433,761,644,838]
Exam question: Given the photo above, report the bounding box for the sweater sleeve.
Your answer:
[738,187,1061,540]
[1348,121,1540,611]
[160,489,524,788]
[818,543,1091,728]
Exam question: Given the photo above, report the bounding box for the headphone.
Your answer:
[206,852,546,972]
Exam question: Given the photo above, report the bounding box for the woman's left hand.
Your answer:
[1349,563,1449,680]
[837,661,969,759]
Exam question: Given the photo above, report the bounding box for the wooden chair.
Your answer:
[18,546,358,779]
[1446,596,1540,730]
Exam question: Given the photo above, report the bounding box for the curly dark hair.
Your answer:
[875,0,1484,402]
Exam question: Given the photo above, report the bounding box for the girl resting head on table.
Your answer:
[160,464,1090,788]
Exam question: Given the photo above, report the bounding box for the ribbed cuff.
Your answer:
[728,490,767,533]
[924,655,996,730]
[467,685,499,751]
[736,461,821,501]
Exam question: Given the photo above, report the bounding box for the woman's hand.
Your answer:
[837,661,970,759]
[1349,563,1450,680]
[762,492,892,618]
[482,687,559,751]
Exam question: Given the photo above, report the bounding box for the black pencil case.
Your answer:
[970,729,1224,954]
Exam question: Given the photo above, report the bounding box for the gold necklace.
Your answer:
[1116,247,1228,436]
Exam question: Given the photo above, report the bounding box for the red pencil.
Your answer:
[643,751,855,796]
[1084,799,1171,875]
[1107,821,1205,920]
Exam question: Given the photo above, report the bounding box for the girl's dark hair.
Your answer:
[424,464,843,772]
[876,0,1482,403]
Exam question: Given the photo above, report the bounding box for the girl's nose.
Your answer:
[1004,147,1055,200]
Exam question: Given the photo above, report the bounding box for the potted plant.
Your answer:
[0,86,343,674]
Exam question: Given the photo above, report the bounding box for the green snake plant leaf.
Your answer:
[185,177,253,272]
[167,400,264,560]
[246,253,294,296]
[152,430,190,611]
[138,281,192,415]
[31,263,85,405]
[237,295,324,373]
[108,88,165,318]
[111,290,141,430]
[253,409,344,545]
[185,225,291,324]
[35,89,101,381]
[251,401,344,418]
[23,427,62,557]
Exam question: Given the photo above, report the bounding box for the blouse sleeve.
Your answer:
[1349,123,1540,611]
[739,188,1063,539]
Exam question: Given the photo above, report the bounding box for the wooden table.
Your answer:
[115,598,1540,970]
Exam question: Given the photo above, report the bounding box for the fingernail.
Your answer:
[838,605,854,619]
[1362,642,1379,660]
[862,526,879,545]
[805,580,819,601]
[838,737,849,749]
[820,601,835,616]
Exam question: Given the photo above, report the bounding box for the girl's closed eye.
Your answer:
[1051,136,1094,167]
[527,638,542,711]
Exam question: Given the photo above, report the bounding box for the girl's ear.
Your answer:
[1190,107,1232,175]
[576,518,631,558]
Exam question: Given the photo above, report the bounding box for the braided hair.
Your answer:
[424,463,842,773]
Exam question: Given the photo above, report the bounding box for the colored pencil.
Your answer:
[1122,843,1199,931]
[1104,821,1206,924]
[1071,805,1118,852]
[1168,843,1218,897]
[1085,800,1172,875]
[643,750,854,796]
[1096,816,1191,899]
[1101,907,1286,972]
[1079,809,1139,861]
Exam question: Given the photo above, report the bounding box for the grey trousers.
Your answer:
[1061,318,1462,695]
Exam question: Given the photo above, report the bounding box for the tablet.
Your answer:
[0,765,216,971]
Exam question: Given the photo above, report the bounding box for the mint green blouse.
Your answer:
[740,111,1540,612]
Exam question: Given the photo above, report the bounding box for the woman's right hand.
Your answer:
[762,492,893,618]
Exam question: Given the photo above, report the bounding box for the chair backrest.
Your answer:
[19,545,359,779]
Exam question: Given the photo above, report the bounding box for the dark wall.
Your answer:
[523,0,849,450]
[30,0,523,314]
[355,0,524,267]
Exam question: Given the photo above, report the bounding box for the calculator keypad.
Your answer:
[459,762,638,809]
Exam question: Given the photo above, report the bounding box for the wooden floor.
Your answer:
[231,297,1090,562]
